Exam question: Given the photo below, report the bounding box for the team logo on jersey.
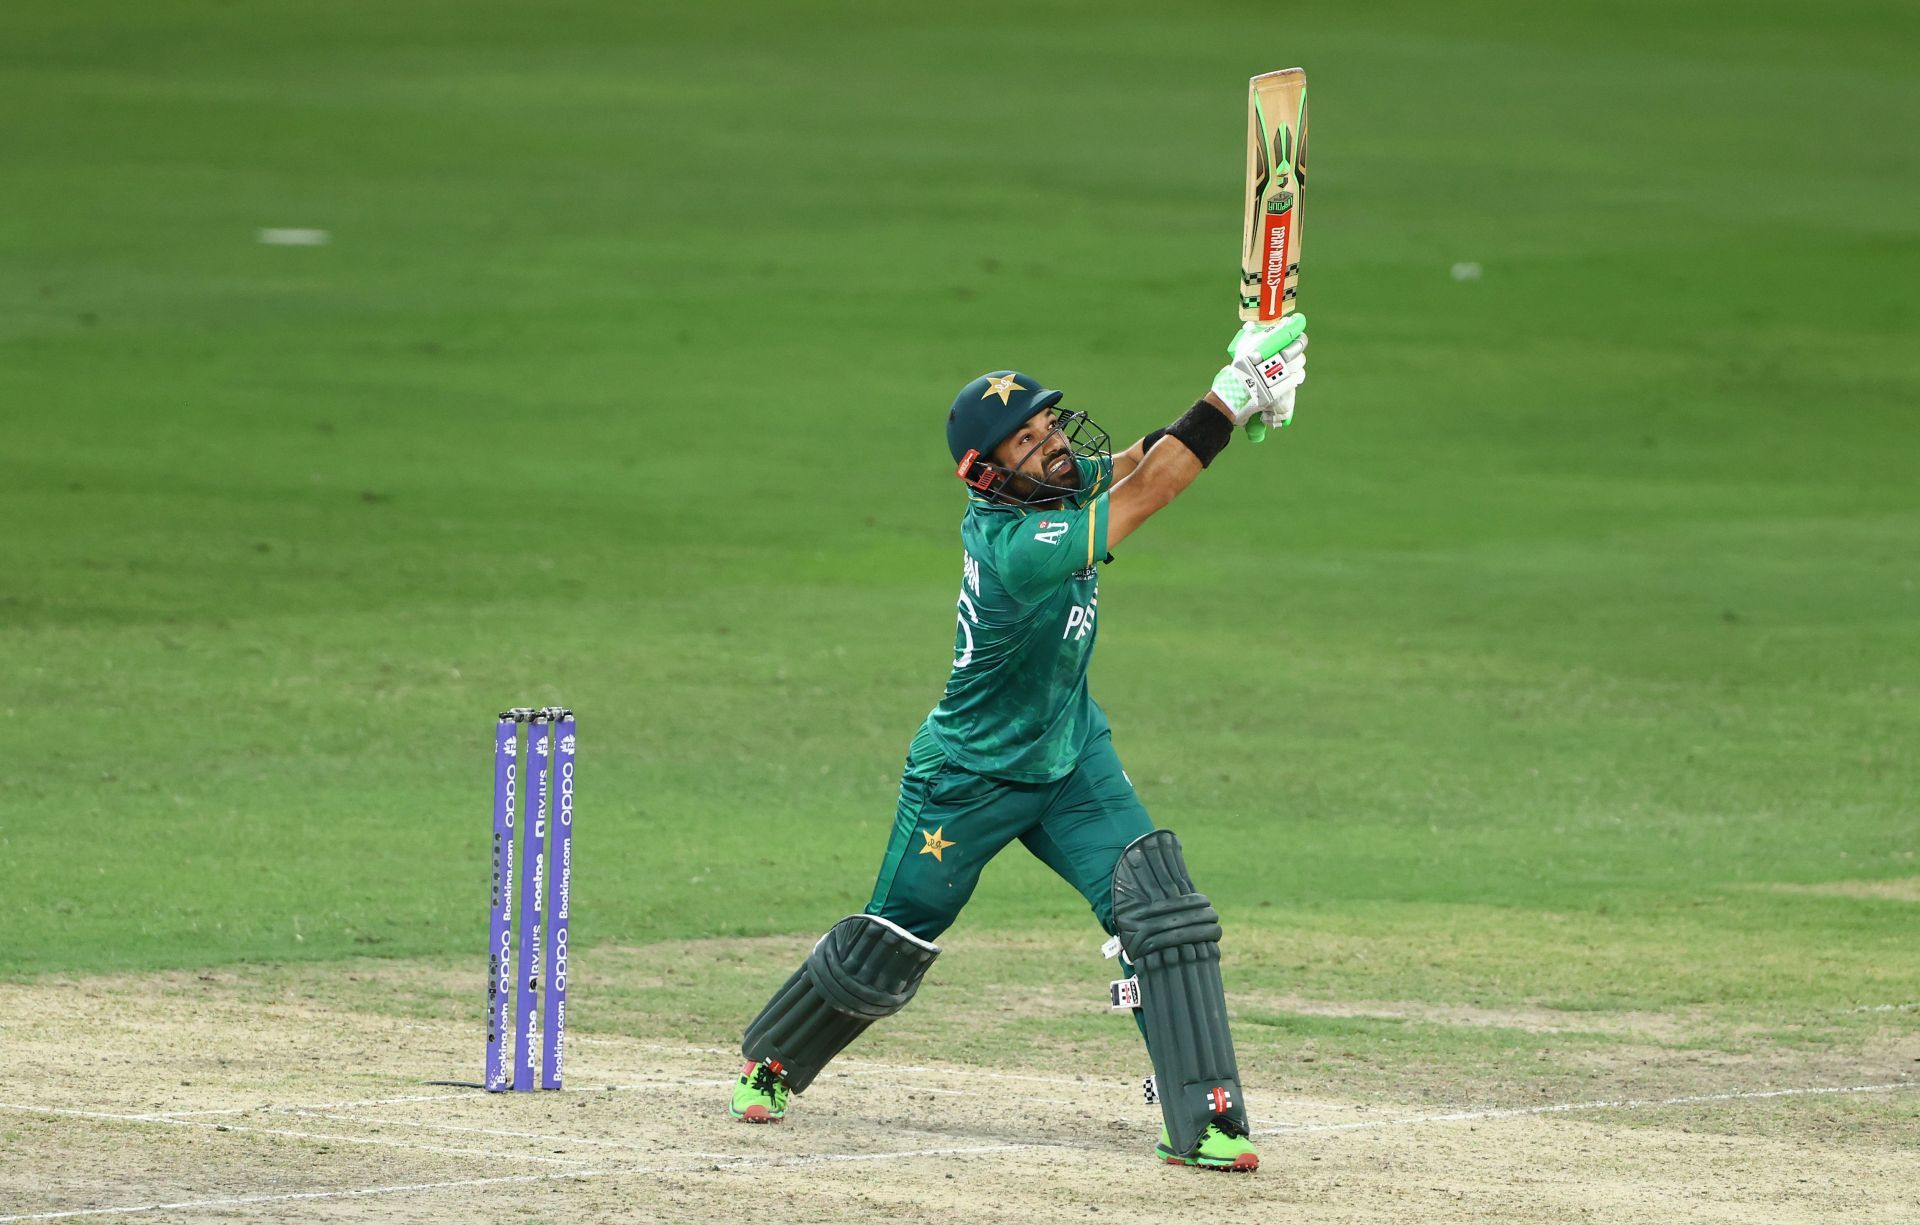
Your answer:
[918,826,956,862]
[1033,520,1070,545]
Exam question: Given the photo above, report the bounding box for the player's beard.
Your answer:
[1003,437,1080,504]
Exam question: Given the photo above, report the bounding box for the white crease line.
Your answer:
[138,1091,470,1119]
[0,1102,588,1167]
[629,1040,737,1055]
[519,1078,736,1093]
[717,1142,1038,1170]
[141,1081,735,1121]
[0,1142,1044,1221]
[118,1045,1192,1125]
[288,1102,1066,1151]
[12,1080,1913,1220]
[826,1063,1100,1088]
[0,1170,601,1223]
[1252,1081,1919,1136]
[542,1075,1075,1107]
[628,1041,1110,1089]
[278,1110,647,1149]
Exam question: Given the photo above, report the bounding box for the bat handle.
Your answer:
[1244,419,1269,444]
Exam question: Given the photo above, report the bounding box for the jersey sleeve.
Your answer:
[995,495,1110,603]
[1074,454,1115,501]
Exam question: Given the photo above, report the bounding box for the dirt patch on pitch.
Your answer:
[1230,991,1699,1041]
[1755,877,1920,903]
[0,952,1915,1223]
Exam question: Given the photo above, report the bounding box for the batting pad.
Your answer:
[1111,829,1247,1156]
[741,913,939,1093]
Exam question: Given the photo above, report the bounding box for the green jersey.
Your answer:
[925,456,1115,783]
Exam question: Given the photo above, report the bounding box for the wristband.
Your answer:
[1162,399,1233,468]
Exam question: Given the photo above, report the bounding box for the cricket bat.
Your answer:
[1238,68,1308,442]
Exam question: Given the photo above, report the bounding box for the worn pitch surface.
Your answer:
[2,949,1914,1223]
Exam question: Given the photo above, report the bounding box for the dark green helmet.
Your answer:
[946,370,1110,506]
[946,371,1062,466]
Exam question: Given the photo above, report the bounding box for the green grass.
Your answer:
[1,0,1915,1057]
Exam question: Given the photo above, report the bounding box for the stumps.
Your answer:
[486,706,574,1092]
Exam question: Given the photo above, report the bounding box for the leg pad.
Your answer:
[741,914,939,1093]
[1112,829,1246,1156]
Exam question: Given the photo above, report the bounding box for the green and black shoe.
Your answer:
[1156,1114,1259,1172]
[729,1059,791,1124]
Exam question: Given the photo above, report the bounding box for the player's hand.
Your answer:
[1210,315,1308,427]
[1232,318,1308,438]
[1238,324,1308,431]
[1258,383,1300,431]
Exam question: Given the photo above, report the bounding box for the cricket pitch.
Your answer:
[1,937,1914,1222]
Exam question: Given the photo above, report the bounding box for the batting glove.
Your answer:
[1210,315,1308,430]
[1224,317,1308,441]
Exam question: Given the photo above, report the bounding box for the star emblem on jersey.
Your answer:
[980,374,1023,405]
[918,826,956,862]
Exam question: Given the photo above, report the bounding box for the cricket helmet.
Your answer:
[947,371,1110,506]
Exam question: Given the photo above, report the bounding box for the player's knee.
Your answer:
[1110,829,1223,956]
[865,899,950,947]
[1089,893,1118,936]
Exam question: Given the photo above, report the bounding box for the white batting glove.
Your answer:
[1258,382,1300,430]
[1254,333,1307,429]
[1210,317,1308,426]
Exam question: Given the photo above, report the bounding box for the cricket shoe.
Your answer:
[729,1060,790,1124]
[1155,1114,1258,1172]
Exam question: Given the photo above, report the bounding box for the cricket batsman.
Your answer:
[726,317,1310,1172]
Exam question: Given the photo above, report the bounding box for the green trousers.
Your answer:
[866,720,1154,943]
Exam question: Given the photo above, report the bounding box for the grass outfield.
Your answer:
[3,0,1915,1061]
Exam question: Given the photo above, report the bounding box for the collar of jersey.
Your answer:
[967,494,1079,515]
[968,495,1032,514]
[966,483,1098,514]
